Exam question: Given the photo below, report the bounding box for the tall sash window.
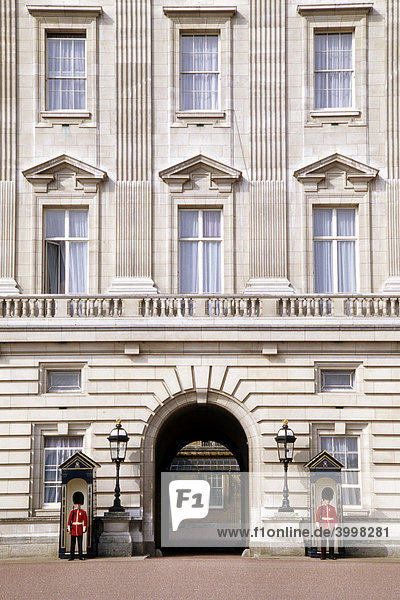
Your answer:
[181,34,219,110]
[43,436,83,505]
[313,208,356,293]
[47,33,86,110]
[45,209,88,294]
[179,210,222,293]
[314,32,353,109]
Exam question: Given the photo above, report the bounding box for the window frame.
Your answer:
[180,33,220,112]
[313,31,354,111]
[319,435,362,508]
[44,208,89,295]
[163,6,235,126]
[313,206,358,293]
[297,4,371,125]
[178,208,223,294]
[27,5,102,126]
[47,370,82,393]
[46,33,87,112]
[320,369,355,392]
[42,435,84,508]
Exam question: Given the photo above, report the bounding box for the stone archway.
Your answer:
[141,392,262,555]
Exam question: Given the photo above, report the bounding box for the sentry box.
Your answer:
[304,449,345,559]
[58,451,101,559]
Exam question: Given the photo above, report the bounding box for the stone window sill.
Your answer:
[40,111,91,120]
[175,111,226,120]
[310,110,361,118]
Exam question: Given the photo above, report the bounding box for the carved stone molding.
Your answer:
[23,155,107,193]
[159,155,241,193]
[294,153,379,192]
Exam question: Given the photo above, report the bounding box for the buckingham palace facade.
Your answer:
[1,0,400,558]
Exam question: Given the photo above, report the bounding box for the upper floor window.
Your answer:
[43,436,83,505]
[321,369,355,392]
[181,34,219,111]
[45,209,88,294]
[179,210,222,293]
[313,208,356,293]
[47,33,86,111]
[47,370,82,393]
[314,32,353,109]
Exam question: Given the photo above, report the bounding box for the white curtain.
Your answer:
[314,209,332,237]
[337,209,355,236]
[203,241,221,293]
[180,211,198,238]
[203,211,221,237]
[47,37,85,110]
[69,242,87,294]
[338,241,356,292]
[314,241,333,293]
[179,242,198,293]
[69,210,88,237]
[181,35,218,110]
[46,210,65,238]
[315,33,352,109]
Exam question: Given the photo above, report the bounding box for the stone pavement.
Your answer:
[1,555,399,600]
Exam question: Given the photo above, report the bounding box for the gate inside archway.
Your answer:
[154,404,249,553]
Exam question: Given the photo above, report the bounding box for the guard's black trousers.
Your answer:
[70,535,83,559]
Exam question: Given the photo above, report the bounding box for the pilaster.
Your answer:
[0,0,18,293]
[246,0,292,294]
[110,0,157,294]
[384,2,400,292]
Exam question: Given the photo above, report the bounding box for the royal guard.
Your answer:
[315,487,338,560]
[67,491,88,561]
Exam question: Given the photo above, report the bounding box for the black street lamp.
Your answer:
[108,419,129,512]
[275,419,297,513]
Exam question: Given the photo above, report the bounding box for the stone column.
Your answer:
[0,0,19,293]
[384,2,400,291]
[245,0,292,294]
[109,0,157,293]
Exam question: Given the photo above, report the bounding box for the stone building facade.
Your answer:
[1,0,400,557]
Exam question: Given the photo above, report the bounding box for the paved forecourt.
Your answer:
[0,556,400,600]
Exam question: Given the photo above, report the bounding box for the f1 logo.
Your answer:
[169,480,211,531]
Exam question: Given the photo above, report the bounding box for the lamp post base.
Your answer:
[278,506,295,513]
[98,511,132,557]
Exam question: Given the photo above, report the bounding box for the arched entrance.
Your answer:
[142,394,262,555]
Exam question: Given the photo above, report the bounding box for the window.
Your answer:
[181,35,219,111]
[321,370,355,392]
[44,209,88,294]
[43,436,83,505]
[313,208,356,293]
[179,210,222,293]
[314,32,353,109]
[47,33,86,111]
[320,437,361,506]
[47,370,81,392]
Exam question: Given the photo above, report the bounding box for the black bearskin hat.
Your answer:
[73,491,84,505]
[321,487,334,501]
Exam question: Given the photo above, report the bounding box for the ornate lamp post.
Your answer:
[107,419,129,512]
[275,419,297,512]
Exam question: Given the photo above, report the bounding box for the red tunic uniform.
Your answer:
[67,508,87,536]
[315,503,338,530]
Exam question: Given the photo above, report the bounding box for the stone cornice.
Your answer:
[297,3,373,15]
[27,5,103,18]
[163,6,237,18]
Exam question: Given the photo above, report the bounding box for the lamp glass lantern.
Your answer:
[275,423,296,463]
[108,423,129,462]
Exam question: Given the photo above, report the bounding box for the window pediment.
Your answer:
[294,153,378,192]
[159,154,242,193]
[23,155,107,193]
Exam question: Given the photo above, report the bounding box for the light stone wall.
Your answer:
[0,0,399,557]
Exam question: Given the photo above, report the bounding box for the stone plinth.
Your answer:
[98,511,133,557]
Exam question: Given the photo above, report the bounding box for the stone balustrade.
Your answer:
[0,294,400,319]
